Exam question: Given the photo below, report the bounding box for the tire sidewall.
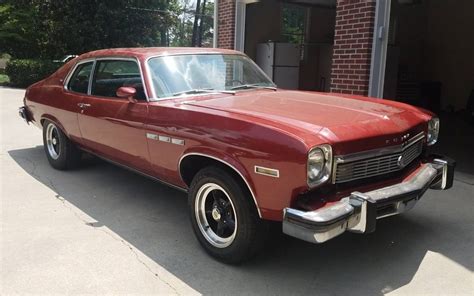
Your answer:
[42,120,69,169]
[188,167,262,263]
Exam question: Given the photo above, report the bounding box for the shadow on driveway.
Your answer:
[8,146,473,295]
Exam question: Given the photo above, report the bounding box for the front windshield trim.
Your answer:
[145,53,276,101]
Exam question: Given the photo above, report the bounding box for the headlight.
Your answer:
[427,117,440,146]
[307,144,333,187]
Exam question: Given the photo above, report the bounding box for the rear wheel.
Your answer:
[42,120,81,170]
[189,166,267,264]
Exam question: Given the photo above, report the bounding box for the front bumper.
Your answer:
[283,156,455,244]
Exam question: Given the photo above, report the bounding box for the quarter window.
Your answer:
[68,62,93,94]
[91,60,146,100]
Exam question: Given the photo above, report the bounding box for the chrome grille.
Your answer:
[334,136,424,183]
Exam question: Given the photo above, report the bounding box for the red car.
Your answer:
[19,47,455,263]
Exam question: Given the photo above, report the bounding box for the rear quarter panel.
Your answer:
[25,62,83,143]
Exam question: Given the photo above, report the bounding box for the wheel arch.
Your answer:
[40,115,68,136]
[179,152,262,218]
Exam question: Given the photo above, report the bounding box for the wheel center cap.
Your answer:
[211,208,221,221]
[52,138,57,145]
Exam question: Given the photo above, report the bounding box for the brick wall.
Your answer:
[217,0,236,49]
[330,0,376,96]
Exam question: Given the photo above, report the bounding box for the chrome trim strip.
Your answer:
[158,135,171,143]
[171,138,185,146]
[146,133,158,140]
[335,132,425,164]
[254,166,280,178]
[178,152,262,218]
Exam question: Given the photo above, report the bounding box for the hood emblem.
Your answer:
[386,133,411,145]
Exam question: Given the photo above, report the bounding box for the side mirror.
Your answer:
[116,86,137,103]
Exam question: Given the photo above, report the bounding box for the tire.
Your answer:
[188,166,267,264]
[42,120,81,170]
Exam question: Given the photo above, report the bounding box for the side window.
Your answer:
[91,60,146,100]
[68,62,93,94]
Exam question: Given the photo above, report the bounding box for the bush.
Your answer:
[5,59,60,88]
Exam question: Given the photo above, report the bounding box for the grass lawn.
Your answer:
[0,74,9,84]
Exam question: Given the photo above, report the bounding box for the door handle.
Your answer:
[77,103,91,109]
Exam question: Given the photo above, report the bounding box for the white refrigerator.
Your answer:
[256,42,300,90]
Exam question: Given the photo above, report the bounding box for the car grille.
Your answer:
[334,136,424,184]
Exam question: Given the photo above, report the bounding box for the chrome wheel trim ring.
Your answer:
[46,123,60,160]
[194,183,237,248]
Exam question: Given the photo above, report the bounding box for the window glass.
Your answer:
[68,62,93,94]
[91,60,146,100]
[147,54,274,98]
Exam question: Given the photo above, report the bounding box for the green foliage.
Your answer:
[5,59,60,87]
[0,0,215,60]
[282,4,306,45]
[0,74,9,84]
[0,3,41,58]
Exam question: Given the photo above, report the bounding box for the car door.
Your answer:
[59,60,95,144]
[77,58,151,172]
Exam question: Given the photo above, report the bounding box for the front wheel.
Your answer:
[42,120,81,170]
[189,166,267,264]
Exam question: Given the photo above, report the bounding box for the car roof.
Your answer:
[78,47,244,60]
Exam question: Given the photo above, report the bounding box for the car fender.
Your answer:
[178,146,262,217]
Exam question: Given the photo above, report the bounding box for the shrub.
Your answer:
[5,59,60,88]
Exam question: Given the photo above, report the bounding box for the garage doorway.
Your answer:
[383,0,474,115]
[382,0,474,181]
[243,0,336,91]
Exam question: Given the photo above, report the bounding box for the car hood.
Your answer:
[182,90,428,153]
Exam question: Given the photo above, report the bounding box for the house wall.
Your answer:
[330,0,376,96]
[217,0,237,49]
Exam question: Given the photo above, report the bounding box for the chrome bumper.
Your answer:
[19,106,30,124]
[283,157,455,244]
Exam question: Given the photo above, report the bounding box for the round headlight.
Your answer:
[427,117,440,146]
[307,145,333,187]
[308,148,325,180]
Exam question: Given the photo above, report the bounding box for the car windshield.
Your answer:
[147,54,275,98]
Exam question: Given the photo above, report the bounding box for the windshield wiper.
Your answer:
[172,88,235,97]
[230,84,277,91]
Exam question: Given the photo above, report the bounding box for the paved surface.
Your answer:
[1,87,473,295]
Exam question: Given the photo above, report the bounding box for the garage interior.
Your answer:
[384,0,474,115]
[244,0,336,91]
[385,0,474,182]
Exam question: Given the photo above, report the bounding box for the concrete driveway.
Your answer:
[1,87,473,295]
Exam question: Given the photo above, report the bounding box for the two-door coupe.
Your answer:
[20,47,455,263]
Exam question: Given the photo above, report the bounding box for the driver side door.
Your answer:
[77,58,151,172]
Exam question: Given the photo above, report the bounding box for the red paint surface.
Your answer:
[24,48,434,221]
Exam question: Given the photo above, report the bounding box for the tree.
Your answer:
[0,2,42,58]
[191,0,201,46]
[0,0,214,59]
